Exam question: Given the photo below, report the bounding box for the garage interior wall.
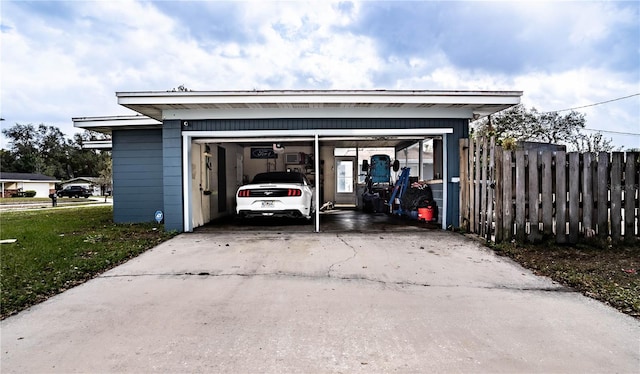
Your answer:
[191,144,209,227]
[320,146,334,204]
[216,144,242,221]
[191,142,243,229]
[242,145,314,182]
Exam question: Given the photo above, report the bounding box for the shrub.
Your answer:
[24,190,37,197]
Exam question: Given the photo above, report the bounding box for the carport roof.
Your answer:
[115,89,522,122]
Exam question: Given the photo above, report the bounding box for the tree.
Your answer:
[536,110,586,144]
[96,159,112,201]
[168,84,192,92]
[1,123,45,173]
[570,132,620,153]
[1,123,111,179]
[472,104,616,152]
[35,124,72,178]
[474,104,539,141]
[67,132,111,179]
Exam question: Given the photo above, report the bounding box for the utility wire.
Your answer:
[540,93,640,136]
[541,93,640,114]
[580,128,640,136]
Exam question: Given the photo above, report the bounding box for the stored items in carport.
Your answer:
[361,154,400,213]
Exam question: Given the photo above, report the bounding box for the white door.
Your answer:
[334,157,357,206]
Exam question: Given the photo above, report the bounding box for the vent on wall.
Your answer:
[285,152,305,164]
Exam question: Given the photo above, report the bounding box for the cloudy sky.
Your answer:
[1,0,639,149]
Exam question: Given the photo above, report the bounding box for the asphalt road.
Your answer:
[2,231,639,373]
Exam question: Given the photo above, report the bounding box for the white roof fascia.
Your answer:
[117,90,522,106]
[82,140,113,150]
[72,115,161,129]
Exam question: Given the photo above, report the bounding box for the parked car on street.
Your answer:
[57,185,92,198]
[236,171,315,221]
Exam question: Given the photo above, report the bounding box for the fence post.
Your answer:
[567,152,581,244]
[582,152,594,238]
[503,150,513,241]
[480,136,489,238]
[528,150,540,242]
[636,153,640,239]
[611,153,624,242]
[470,138,477,234]
[459,139,469,231]
[541,151,553,236]
[624,152,638,241]
[568,152,580,244]
[515,150,526,242]
[555,151,567,243]
[597,152,610,237]
[494,145,504,243]
[486,137,495,241]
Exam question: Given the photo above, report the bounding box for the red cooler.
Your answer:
[418,206,434,222]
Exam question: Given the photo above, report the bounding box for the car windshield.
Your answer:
[252,172,305,184]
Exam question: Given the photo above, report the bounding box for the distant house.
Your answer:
[61,177,103,196]
[0,172,60,198]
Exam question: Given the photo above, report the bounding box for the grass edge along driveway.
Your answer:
[1,206,176,319]
[489,239,639,319]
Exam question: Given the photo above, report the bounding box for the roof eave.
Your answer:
[73,115,162,133]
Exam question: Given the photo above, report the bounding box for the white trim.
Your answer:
[82,140,113,149]
[118,90,523,105]
[194,137,315,144]
[184,129,452,138]
[181,128,454,233]
[442,134,448,230]
[418,140,424,180]
[164,107,474,120]
[73,116,161,128]
[117,90,521,121]
[193,135,447,144]
[314,134,320,233]
[182,135,192,233]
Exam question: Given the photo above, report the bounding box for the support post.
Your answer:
[314,134,320,233]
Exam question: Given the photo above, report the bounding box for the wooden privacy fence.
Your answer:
[459,137,640,244]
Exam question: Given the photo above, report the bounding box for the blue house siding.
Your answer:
[162,120,183,232]
[184,118,463,132]
[112,130,164,223]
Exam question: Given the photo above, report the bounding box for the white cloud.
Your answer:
[1,0,638,149]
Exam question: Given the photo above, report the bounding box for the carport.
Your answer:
[74,90,522,233]
[183,128,451,233]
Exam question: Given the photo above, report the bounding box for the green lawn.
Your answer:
[0,197,104,205]
[0,206,176,318]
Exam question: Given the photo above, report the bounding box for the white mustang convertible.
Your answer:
[236,171,315,221]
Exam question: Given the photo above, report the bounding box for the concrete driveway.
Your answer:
[2,231,639,373]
